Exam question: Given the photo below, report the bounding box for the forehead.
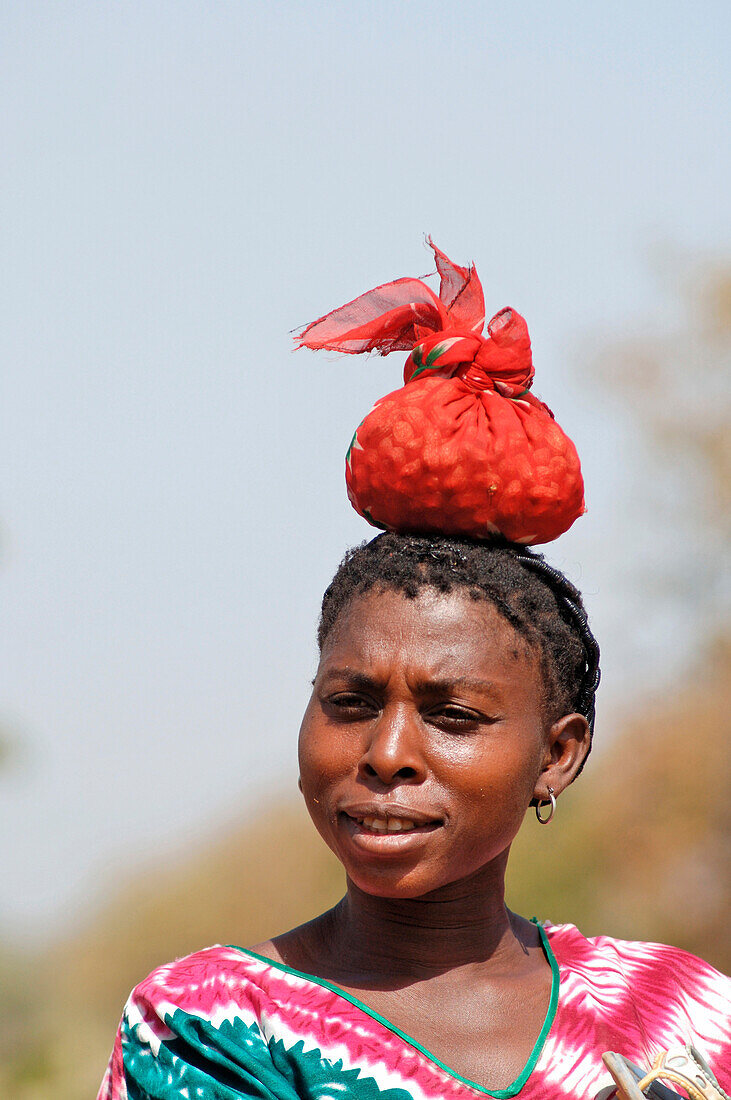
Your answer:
[320,586,538,684]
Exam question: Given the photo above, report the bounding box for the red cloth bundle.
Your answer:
[296,241,585,545]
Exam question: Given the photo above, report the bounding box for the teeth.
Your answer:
[360,815,417,833]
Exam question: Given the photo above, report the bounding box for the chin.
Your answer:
[345,862,457,900]
[351,876,436,900]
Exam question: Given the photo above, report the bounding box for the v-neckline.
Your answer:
[229,921,560,1099]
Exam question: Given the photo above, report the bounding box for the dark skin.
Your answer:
[253,587,591,1092]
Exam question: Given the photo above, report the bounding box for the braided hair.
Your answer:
[318,533,600,776]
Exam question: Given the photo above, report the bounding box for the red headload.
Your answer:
[296,240,584,545]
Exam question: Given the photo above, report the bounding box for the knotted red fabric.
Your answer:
[296,241,585,544]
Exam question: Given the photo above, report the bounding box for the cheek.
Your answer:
[448,731,546,815]
[297,704,350,801]
[297,708,324,792]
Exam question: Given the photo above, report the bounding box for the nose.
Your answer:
[358,704,427,785]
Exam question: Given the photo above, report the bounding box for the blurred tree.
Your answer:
[0,727,18,770]
[590,252,729,576]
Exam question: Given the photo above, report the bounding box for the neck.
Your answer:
[325,852,529,981]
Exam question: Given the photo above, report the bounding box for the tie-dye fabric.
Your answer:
[98,922,730,1100]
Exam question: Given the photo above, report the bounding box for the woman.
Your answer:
[98,535,729,1100]
[99,248,729,1099]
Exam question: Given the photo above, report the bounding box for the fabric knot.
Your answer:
[404,309,534,398]
[461,308,535,397]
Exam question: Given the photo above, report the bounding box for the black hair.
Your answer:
[318,532,600,775]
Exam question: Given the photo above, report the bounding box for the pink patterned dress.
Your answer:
[98,922,730,1100]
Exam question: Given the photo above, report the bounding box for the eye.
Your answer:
[323,693,377,719]
[426,705,484,732]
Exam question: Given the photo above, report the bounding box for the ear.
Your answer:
[533,713,591,802]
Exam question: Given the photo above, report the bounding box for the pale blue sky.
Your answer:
[1,1,728,939]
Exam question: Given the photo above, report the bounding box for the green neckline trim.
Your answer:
[228,920,559,1098]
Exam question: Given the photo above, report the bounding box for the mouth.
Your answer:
[348,813,439,834]
[338,805,443,849]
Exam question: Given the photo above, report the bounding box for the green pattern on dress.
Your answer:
[122,1009,415,1100]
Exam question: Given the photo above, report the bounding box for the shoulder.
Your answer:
[542,920,728,988]
[125,944,287,1027]
[541,921,730,1062]
[248,937,288,966]
[100,947,308,1100]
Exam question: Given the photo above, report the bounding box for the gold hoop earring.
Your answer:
[535,787,556,825]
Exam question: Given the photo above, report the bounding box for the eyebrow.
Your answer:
[319,669,500,697]
[319,669,383,691]
[415,676,501,697]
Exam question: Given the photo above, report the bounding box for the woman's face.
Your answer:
[298,586,563,899]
